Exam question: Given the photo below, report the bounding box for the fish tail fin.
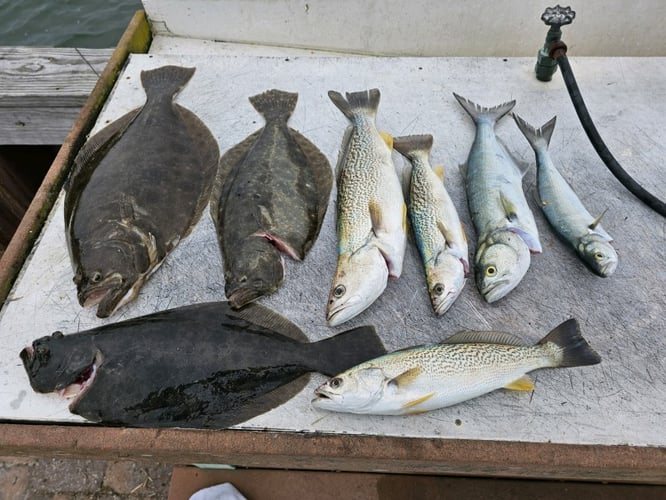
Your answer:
[140,65,195,100]
[453,93,515,125]
[538,319,602,368]
[328,89,380,121]
[513,113,557,151]
[307,326,386,376]
[392,134,433,161]
[249,89,298,122]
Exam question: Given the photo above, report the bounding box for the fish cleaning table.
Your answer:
[1,28,665,482]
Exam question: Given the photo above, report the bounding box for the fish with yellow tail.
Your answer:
[512,113,618,277]
[326,89,407,326]
[393,134,469,316]
[454,93,541,303]
[312,318,600,415]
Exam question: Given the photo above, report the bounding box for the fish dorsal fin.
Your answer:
[335,125,354,180]
[433,164,445,181]
[289,126,334,223]
[225,302,307,342]
[388,366,423,389]
[380,131,393,149]
[401,392,435,409]
[443,330,525,345]
[589,209,608,230]
[504,375,535,391]
[210,130,262,226]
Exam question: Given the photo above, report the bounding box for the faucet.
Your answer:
[535,5,575,82]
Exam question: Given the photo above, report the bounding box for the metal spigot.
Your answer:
[535,5,576,81]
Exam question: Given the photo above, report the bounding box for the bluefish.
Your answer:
[326,89,407,326]
[512,114,618,277]
[211,89,332,309]
[20,301,386,428]
[313,319,600,415]
[393,134,469,315]
[65,65,219,317]
[454,94,541,303]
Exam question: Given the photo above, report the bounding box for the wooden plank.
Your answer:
[0,47,113,145]
[2,425,665,484]
[167,466,666,499]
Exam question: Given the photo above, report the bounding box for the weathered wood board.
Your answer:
[1,52,665,449]
[0,47,112,145]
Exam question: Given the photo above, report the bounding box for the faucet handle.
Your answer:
[541,5,576,28]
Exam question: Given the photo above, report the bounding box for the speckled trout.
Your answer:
[326,89,407,326]
[512,114,618,277]
[313,319,600,415]
[393,134,469,315]
[454,94,541,303]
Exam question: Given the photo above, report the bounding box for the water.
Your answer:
[0,0,143,48]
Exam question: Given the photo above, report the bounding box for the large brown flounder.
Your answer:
[211,89,332,309]
[65,65,219,318]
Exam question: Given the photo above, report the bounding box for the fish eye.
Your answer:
[433,283,445,296]
[333,285,346,298]
[90,272,102,283]
[329,377,343,389]
[485,265,497,277]
[52,331,64,339]
[594,252,604,261]
[239,276,248,284]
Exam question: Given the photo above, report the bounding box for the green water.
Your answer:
[0,0,143,47]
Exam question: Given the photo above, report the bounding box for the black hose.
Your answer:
[555,53,666,218]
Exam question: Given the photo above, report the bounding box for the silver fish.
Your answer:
[512,114,618,277]
[312,319,601,415]
[326,89,407,326]
[393,134,469,315]
[454,94,541,303]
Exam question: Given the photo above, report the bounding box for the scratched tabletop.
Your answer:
[1,47,665,447]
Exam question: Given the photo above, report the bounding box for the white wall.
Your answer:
[143,0,666,56]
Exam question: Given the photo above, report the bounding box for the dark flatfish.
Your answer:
[211,89,333,309]
[65,65,219,318]
[20,301,386,429]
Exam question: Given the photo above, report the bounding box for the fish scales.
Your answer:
[65,65,219,318]
[394,135,468,315]
[212,89,332,308]
[512,114,618,276]
[325,89,407,326]
[313,319,601,415]
[454,94,541,302]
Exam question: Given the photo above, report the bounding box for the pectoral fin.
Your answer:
[433,164,445,181]
[500,192,519,222]
[380,131,394,149]
[589,209,608,230]
[388,366,423,389]
[504,375,535,391]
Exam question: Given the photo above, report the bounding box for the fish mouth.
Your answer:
[78,274,124,309]
[61,351,103,410]
[326,297,364,327]
[432,291,460,315]
[480,278,513,303]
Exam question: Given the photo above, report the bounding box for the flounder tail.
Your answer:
[249,89,298,122]
[453,93,515,126]
[328,88,381,122]
[538,318,602,368]
[513,114,557,151]
[140,65,195,100]
[305,325,386,376]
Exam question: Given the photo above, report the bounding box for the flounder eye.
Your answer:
[91,272,102,283]
[433,283,445,296]
[333,285,346,298]
[485,266,497,277]
[329,377,343,389]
